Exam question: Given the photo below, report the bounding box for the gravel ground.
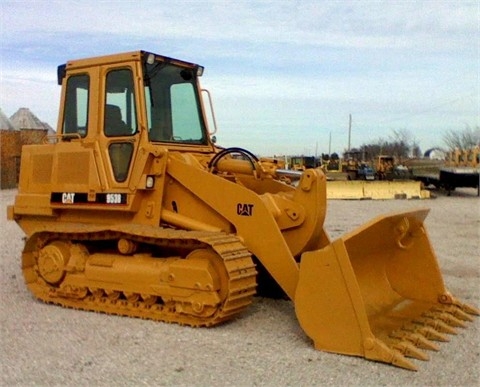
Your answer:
[1,188,479,387]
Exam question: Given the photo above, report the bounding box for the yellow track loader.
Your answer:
[7,51,477,370]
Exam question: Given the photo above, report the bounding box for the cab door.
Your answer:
[99,66,140,190]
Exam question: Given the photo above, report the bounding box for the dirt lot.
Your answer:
[1,188,479,386]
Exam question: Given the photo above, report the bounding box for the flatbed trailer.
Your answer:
[414,167,479,196]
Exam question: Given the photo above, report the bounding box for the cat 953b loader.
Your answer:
[7,51,478,370]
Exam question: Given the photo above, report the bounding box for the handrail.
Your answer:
[43,132,82,144]
[201,88,218,136]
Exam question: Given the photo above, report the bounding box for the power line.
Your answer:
[355,92,478,128]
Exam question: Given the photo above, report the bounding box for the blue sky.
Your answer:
[1,0,478,156]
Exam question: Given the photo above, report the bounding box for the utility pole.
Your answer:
[328,131,331,154]
[348,114,352,151]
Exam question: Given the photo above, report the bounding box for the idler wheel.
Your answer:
[37,241,71,285]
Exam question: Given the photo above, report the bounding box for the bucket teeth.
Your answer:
[412,317,458,335]
[405,324,450,342]
[451,307,474,322]
[423,310,467,328]
[459,302,480,316]
[364,338,418,371]
[390,352,418,371]
[392,331,440,351]
[385,301,480,369]
[391,340,429,361]
[433,305,474,322]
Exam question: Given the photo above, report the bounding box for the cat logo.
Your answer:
[237,203,254,216]
[62,192,75,204]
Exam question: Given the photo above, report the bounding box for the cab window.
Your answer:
[63,74,89,137]
[104,69,137,137]
[144,63,206,144]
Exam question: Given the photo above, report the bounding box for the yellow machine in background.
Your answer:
[326,180,430,199]
[465,146,480,168]
[445,146,480,168]
[7,51,477,370]
[288,155,318,171]
[321,152,429,199]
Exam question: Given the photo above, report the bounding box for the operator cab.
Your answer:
[56,51,215,185]
[58,51,212,147]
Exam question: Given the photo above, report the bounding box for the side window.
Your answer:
[104,69,137,137]
[63,74,89,137]
[171,83,203,141]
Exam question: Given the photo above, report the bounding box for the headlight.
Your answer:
[146,175,155,188]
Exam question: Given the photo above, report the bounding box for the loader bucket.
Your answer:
[295,208,478,370]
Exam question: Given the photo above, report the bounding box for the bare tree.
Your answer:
[389,129,411,158]
[359,129,417,159]
[443,126,480,150]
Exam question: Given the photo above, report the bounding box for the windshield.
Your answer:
[144,61,207,144]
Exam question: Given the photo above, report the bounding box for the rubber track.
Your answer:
[22,226,258,327]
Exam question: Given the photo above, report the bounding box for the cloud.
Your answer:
[1,0,478,155]
[3,1,478,50]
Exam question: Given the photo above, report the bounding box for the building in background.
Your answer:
[1,108,54,189]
